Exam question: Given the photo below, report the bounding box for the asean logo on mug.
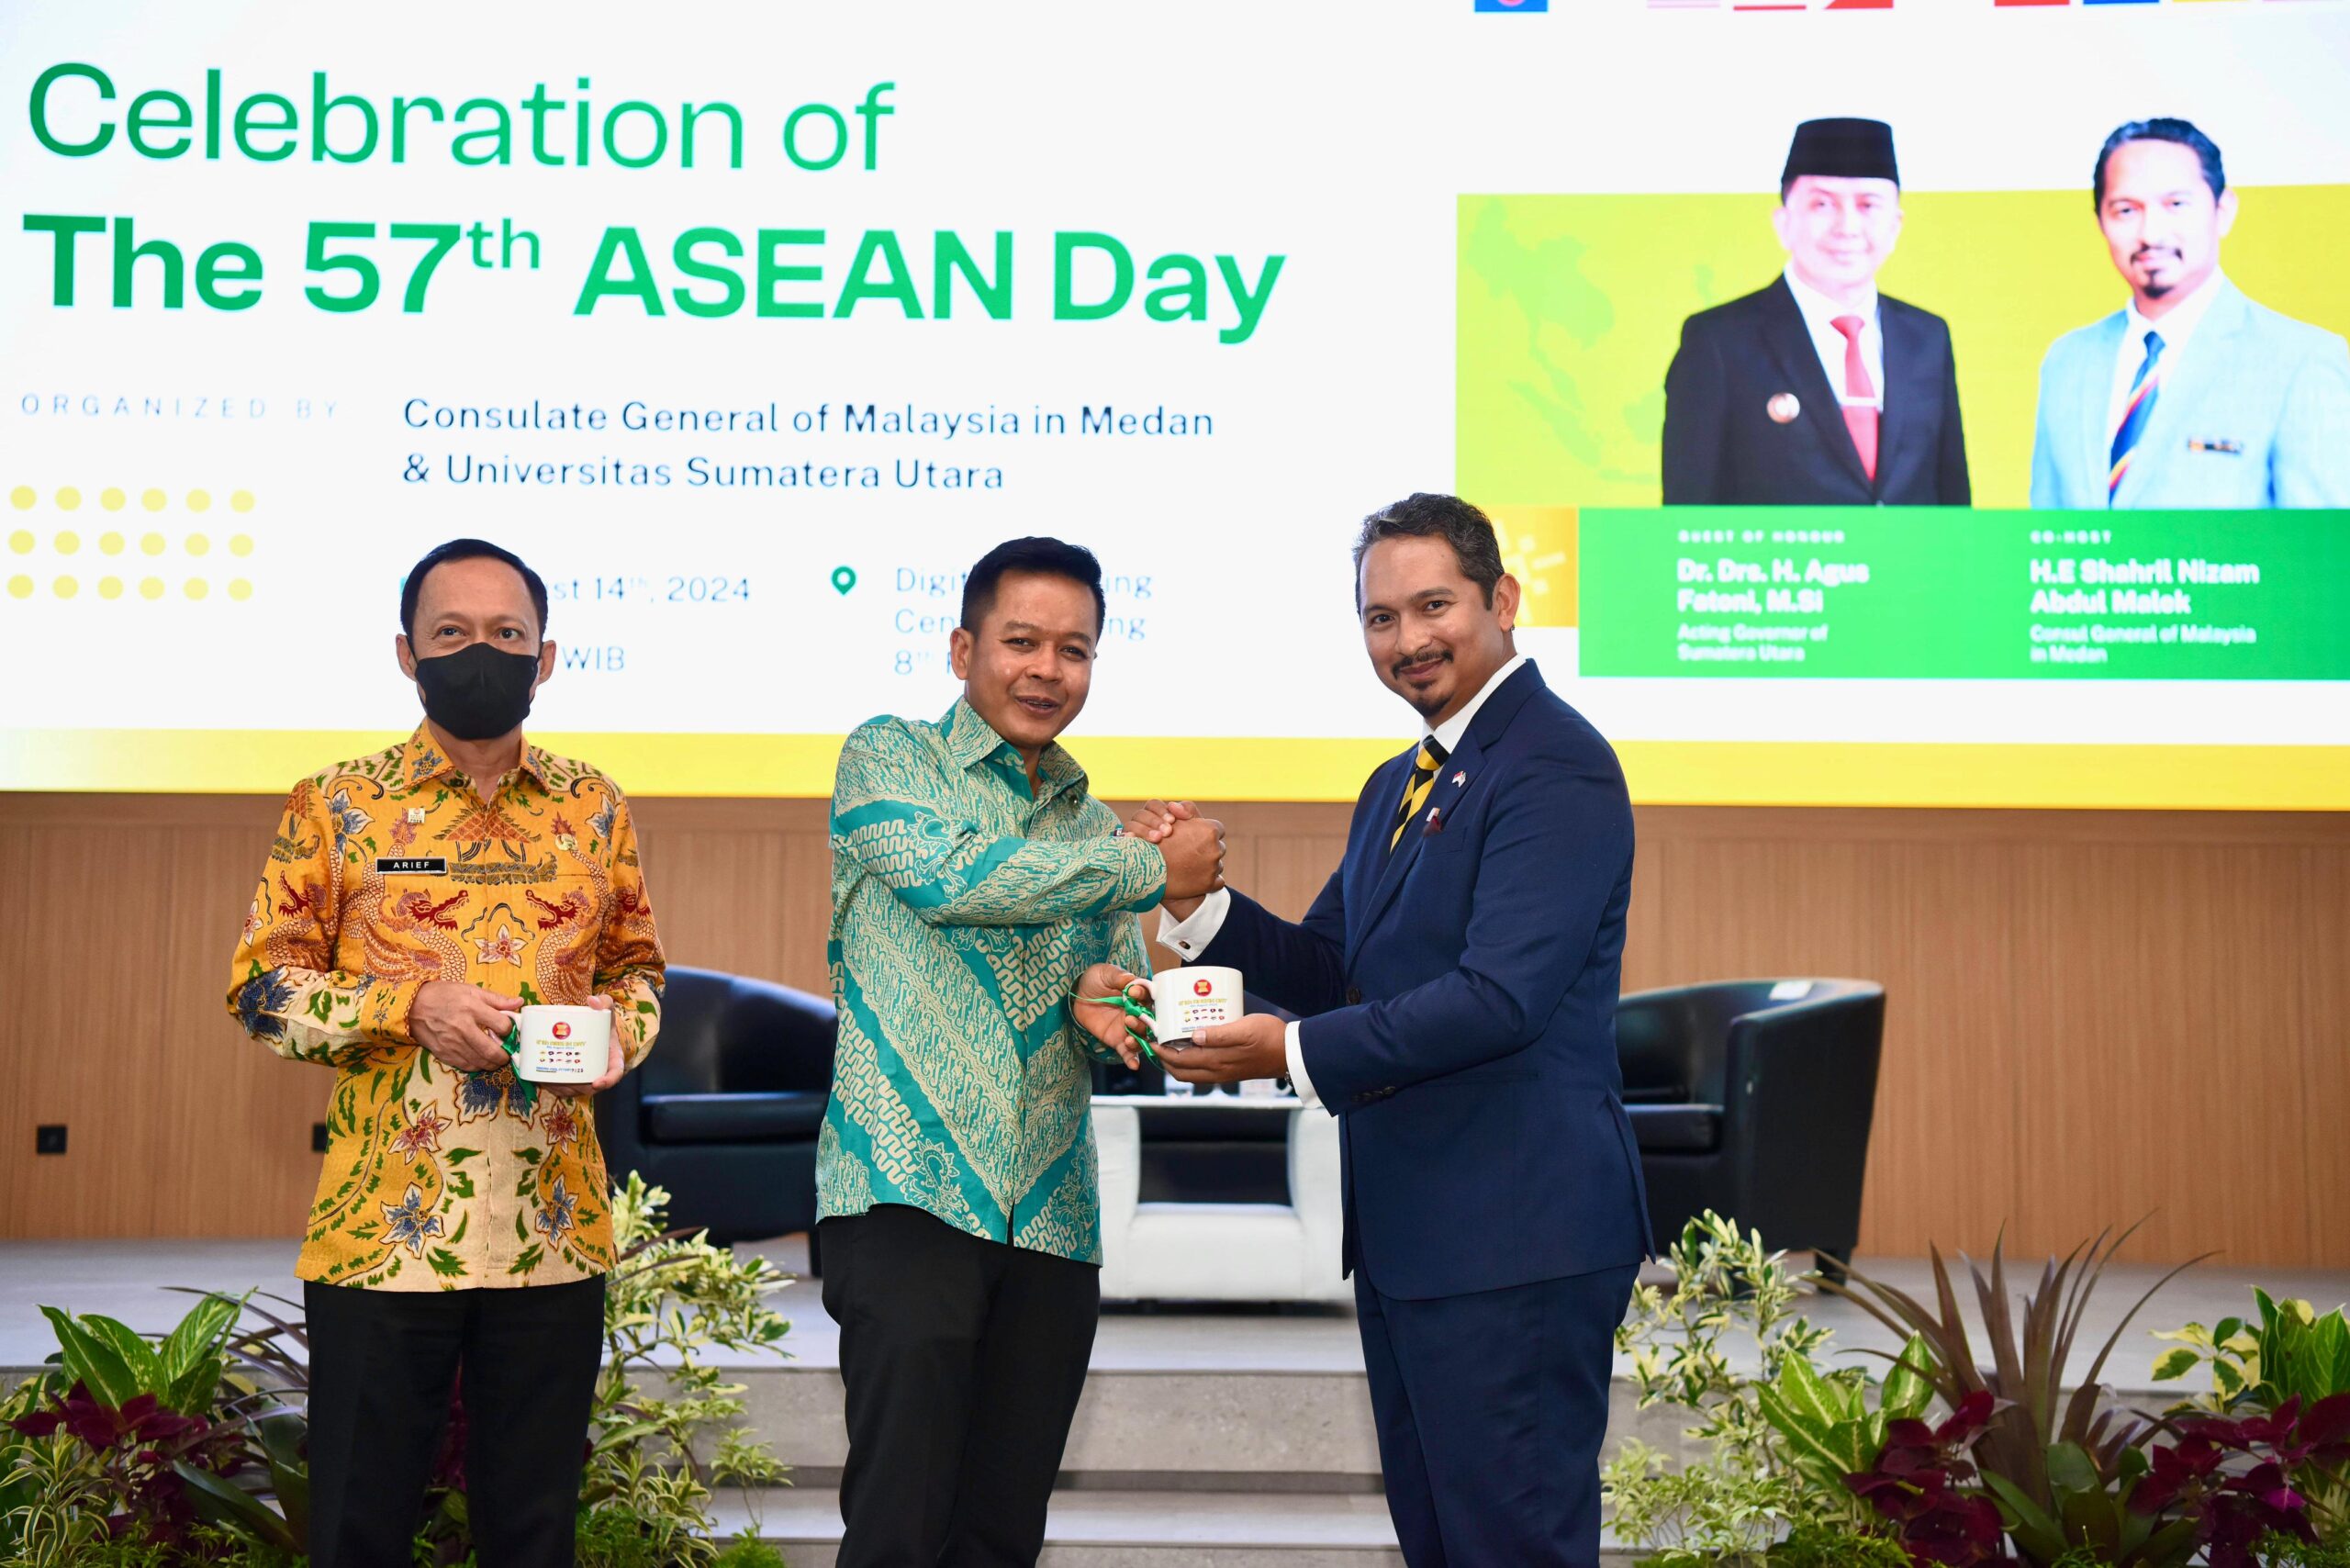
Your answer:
[553,1021,573,1040]
[1193,979,1214,996]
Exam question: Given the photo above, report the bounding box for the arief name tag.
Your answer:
[376,857,447,875]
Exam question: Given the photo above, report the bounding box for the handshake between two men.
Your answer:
[819,506,1651,1568]
[1067,799,1292,1087]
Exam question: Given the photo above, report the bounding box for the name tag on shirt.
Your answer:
[376,857,448,875]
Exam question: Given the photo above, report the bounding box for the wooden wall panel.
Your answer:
[632,801,833,995]
[0,807,330,1239]
[2,791,2344,1267]
[2011,843,2313,1268]
[2300,847,2350,1269]
[1866,844,2024,1261]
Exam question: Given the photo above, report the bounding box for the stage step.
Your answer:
[701,1355,1699,1489]
[711,1485,1648,1566]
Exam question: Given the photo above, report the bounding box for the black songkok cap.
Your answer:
[1781,118,1899,188]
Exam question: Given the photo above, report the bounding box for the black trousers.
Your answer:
[304,1276,605,1568]
[820,1204,1101,1568]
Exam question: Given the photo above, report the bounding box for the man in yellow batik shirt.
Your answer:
[226,538,663,1568]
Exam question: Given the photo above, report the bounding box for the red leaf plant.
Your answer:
[1846,1390,2011,1565]
[8,1379,252,1542]
[2132,1393,2350,1568]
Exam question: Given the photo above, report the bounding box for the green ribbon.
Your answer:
[487,1022,540,1115]
[1071,990,1160,1061]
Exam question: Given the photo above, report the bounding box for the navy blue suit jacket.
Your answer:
[1198,662,1652,1301]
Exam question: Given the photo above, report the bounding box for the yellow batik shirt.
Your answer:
[226,724,665,1291]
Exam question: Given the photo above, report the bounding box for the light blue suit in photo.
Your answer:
[2030,278,2350,509]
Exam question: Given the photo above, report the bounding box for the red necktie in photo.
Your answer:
[1831,314,1879,483]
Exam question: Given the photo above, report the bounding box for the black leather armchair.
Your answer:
[593,966,837,1245]
[1616,979,1886,1267]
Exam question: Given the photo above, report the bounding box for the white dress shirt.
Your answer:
[1158,653,1531,1109]
[2105,269,2225,442]
[1784,263,1883,412]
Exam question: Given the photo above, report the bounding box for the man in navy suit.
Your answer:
[1662,118,1971,507]
[1130,493,1651,1567]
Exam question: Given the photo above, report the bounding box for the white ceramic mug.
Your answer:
[513,1004,610,1084]
[1148,966,1243,1046]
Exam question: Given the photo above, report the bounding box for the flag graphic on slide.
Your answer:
[1993,0,2315,7]
[1474,0,1550,11]
[1649,0,1892,10]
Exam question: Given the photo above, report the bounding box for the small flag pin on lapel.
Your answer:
[1450,770,1468,787]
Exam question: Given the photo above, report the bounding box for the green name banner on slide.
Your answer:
[1579,509,2350,680]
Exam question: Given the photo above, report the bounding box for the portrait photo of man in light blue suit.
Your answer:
[2030,118,2350,510]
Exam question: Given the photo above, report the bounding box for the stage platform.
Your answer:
[6,1238,2343,1566]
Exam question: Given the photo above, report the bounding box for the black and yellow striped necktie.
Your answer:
[1388,737,1449,852]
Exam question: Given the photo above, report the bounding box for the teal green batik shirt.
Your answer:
[817,699,1166,1263]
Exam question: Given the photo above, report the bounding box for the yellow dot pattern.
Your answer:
[0,488,256,607]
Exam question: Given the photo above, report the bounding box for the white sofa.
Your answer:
[1091,1095,1349,1304]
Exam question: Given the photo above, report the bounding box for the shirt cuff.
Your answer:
[1119,834,1171,914]
[364,977,425,1047]
[1156,886,1233,959]
[1285,1020,1325,1112]
[603,980,659,1070]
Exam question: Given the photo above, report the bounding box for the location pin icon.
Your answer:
[831,566,857,596]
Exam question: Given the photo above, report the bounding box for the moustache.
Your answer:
[1391,649,1452,678]
[2132,247,2181,264]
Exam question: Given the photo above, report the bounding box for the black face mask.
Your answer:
[412,641,540,740]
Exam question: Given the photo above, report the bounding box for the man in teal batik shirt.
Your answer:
[816,536,1226,1568]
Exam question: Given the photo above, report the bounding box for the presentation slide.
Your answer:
[4,0,2346,809]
